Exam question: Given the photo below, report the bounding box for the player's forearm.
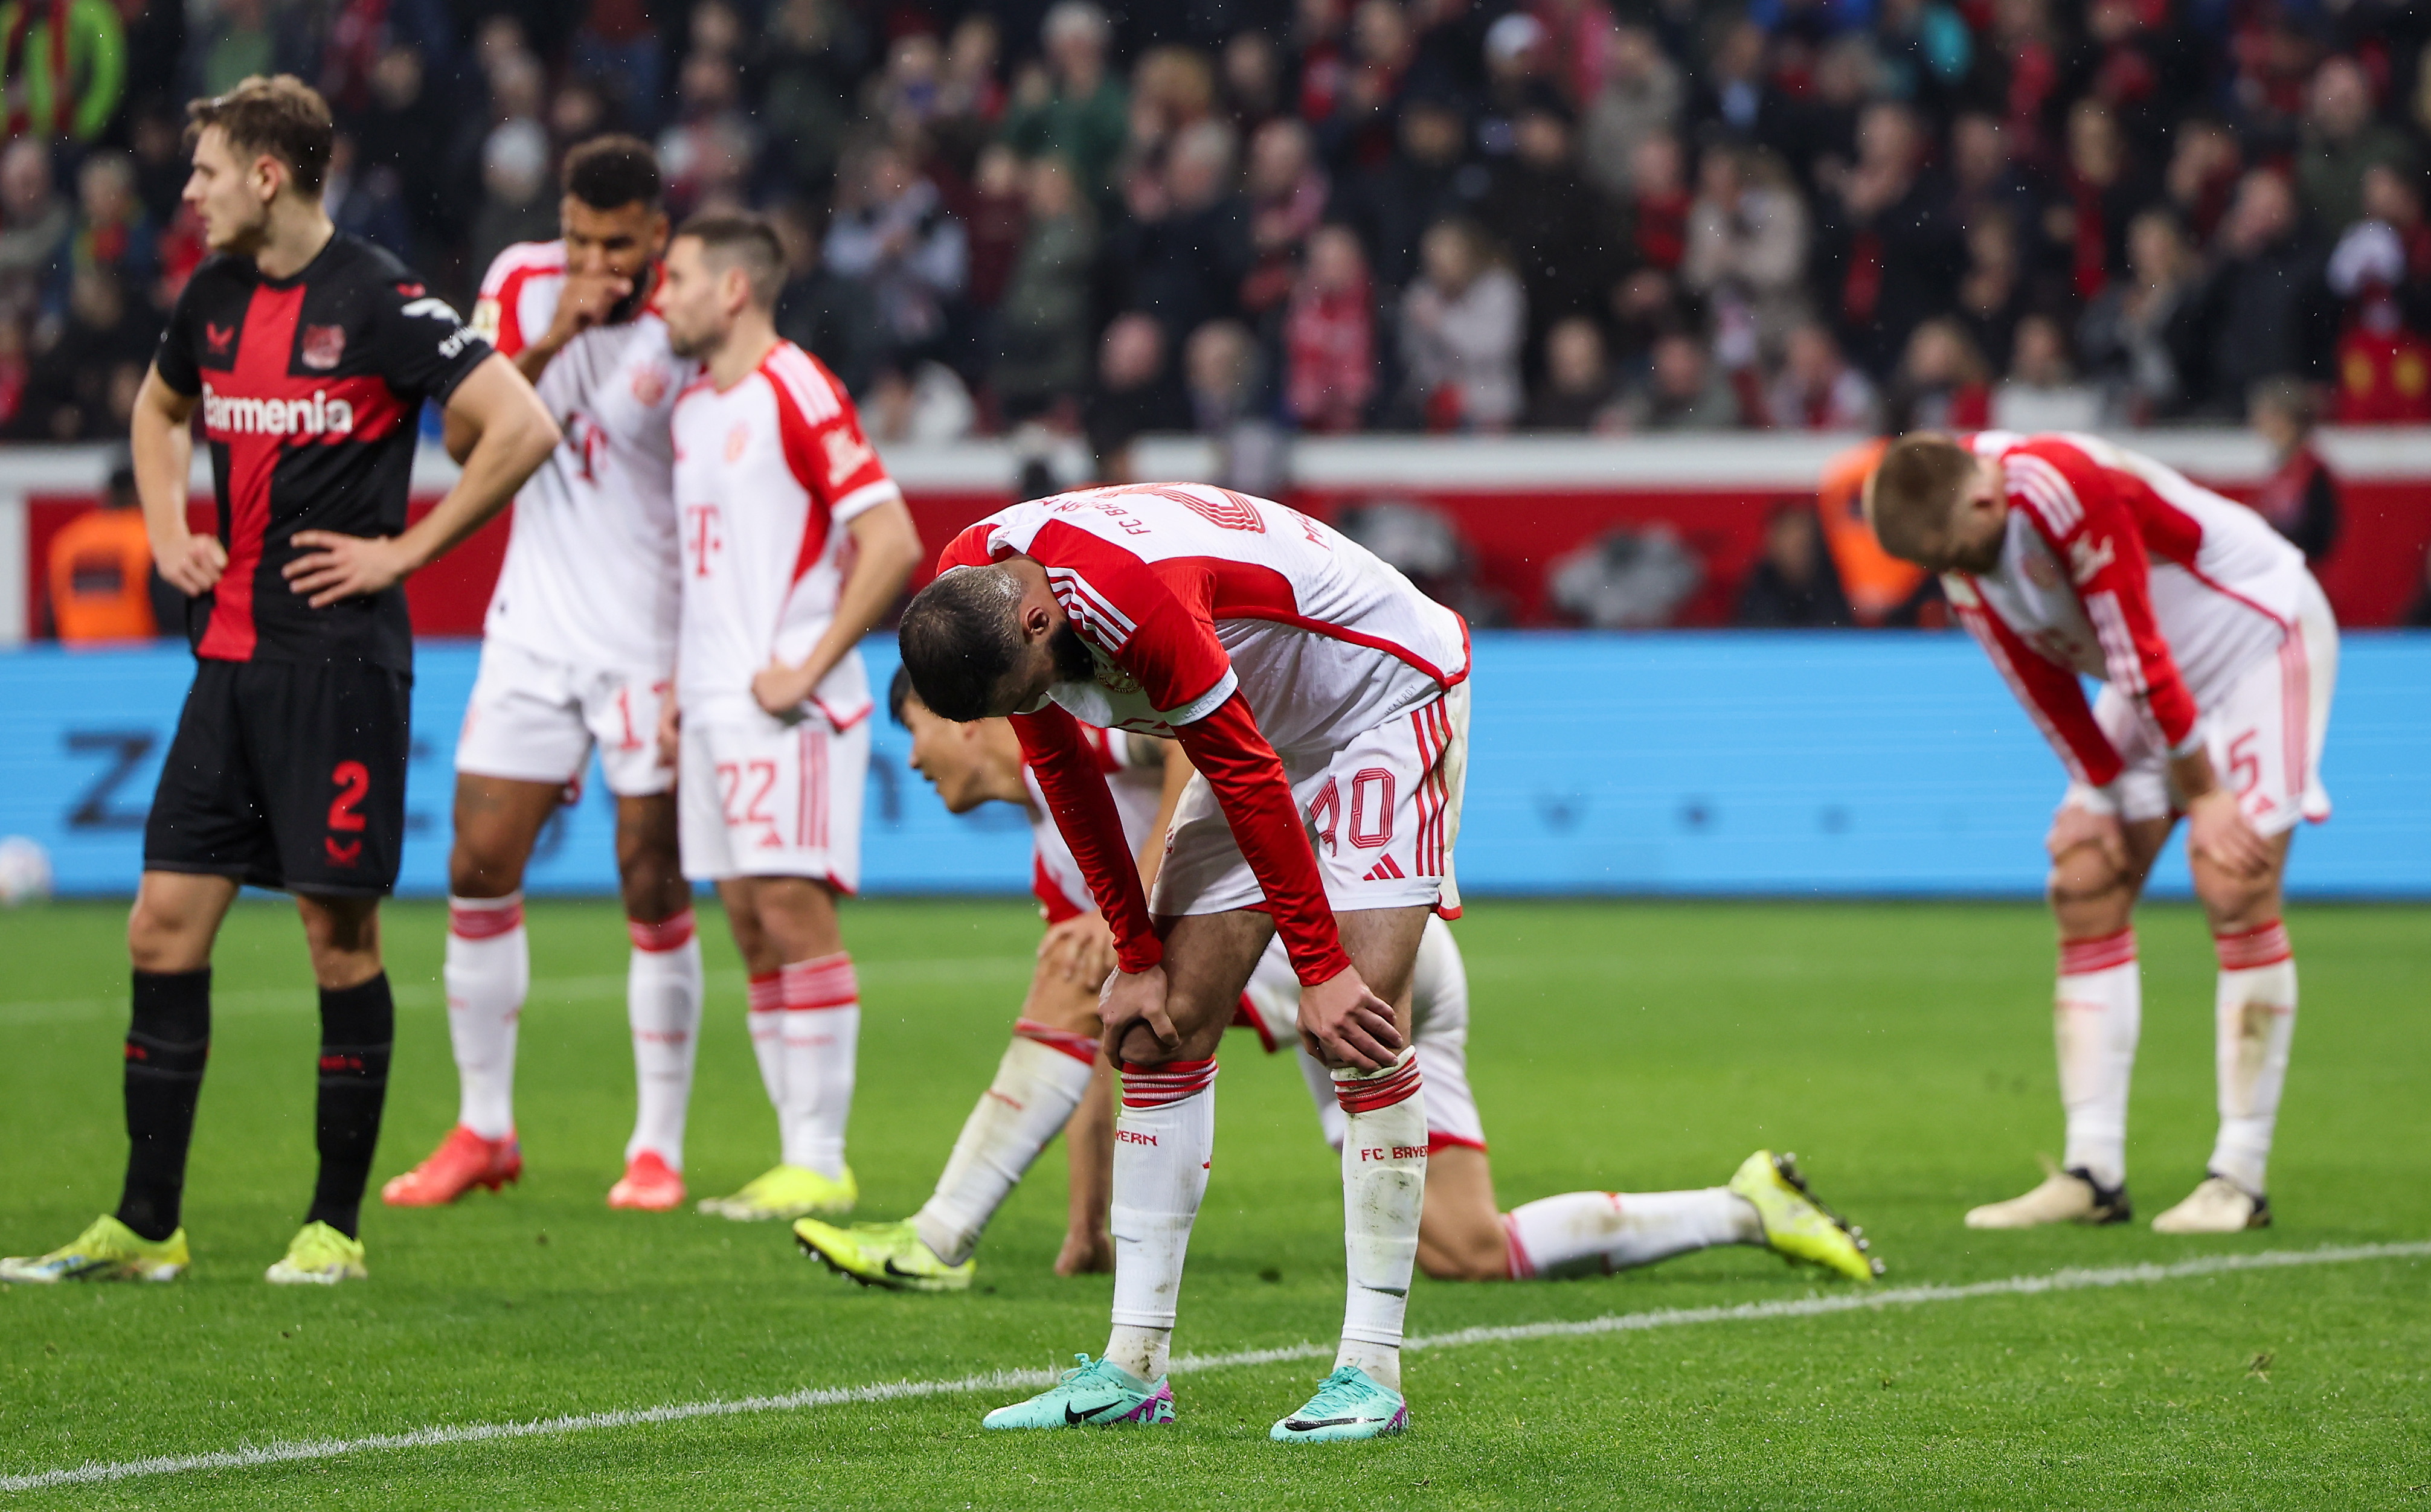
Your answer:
[1174,695,1351,986]
[129,372,194,553]
[780,502,920,687]
[402,368,560,571]
[2168,745,2220,801]
[1016,708,1161,972]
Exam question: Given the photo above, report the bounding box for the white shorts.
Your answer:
[2066,581,2337,839]
[676,708,869,886]
[1242,916,1488,1153]
[1152,682,1468,920]
[455,639,674,797]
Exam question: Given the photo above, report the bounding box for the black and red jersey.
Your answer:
[154,232,493,671]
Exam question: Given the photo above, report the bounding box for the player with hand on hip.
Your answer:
[381,136,709,1214]
[1866,431,2337,1235]
[795,670,1882,1296]
[653,213,923,1223]
[1,75,557,1287]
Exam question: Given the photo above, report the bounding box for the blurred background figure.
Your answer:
[1734,502,1853,629]
[1398,218,1524,432]
[2247,379,2342,566]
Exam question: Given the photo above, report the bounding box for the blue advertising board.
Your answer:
[1,632,2424,899]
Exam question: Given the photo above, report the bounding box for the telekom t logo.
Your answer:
[684,504,722,576]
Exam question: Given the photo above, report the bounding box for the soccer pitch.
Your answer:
[2,897,2425,1508]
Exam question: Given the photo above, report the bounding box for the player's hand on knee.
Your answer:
[1099,964,1178,1062]
[1039,912,1117,988]
[1298,968,1404,1071]
[2186,789,2270,880]
[2045,804,2127,872]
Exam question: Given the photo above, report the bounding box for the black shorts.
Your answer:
[143,658,413,896]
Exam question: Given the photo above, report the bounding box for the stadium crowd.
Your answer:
[6,0,2431,457]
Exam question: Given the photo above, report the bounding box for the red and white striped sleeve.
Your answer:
[1014,703,1161,970]
[470,241,563,360]
[765,343,901,527]
[1949,585,2124,788]
[2005,439,2201,751]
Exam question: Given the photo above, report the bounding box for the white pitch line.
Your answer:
[4,1239,2423,1494]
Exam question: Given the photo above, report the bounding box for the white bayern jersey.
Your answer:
[670,340,902,726]
[939,484,1471,764]
[1024,725,1166,921]
[471,241,695,673]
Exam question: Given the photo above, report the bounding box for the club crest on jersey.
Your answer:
[205,321,236,354]
[725,423,750,462]
[631,364,668,406]
[821,427,874,485]
[300,324,346,370]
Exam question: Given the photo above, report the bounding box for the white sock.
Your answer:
[914,1022,1098,1265]
[746,972,784,1112]
[624,911,704,1169]
[2055,929,2140,1191]
[2209,921,2299,1196]
[1333,1049,1427,1394]
[1501,1188,1761,1278]
[445,894,527,1140]
[779,953,858,1178]
[1102,1058,1218,1383]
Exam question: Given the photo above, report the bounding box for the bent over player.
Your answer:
[655,213,923,1222]
[2,76,557,1285]
[795,670,1880,1294]
[382,136,707,1214]
[1867,431,2337,1235]
[901,482,1467,1444]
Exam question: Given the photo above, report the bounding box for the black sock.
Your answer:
[305,974,394,1240]
[116,969,213,1243]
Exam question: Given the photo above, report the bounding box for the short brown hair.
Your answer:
[186,75,334,197]
[675,211,785,310]
[1864,433,1977,562]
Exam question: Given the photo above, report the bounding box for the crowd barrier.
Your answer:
[2,632,2423,900]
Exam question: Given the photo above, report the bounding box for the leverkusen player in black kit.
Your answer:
[0,76,559,1287]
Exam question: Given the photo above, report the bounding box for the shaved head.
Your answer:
[898,566,1033,722]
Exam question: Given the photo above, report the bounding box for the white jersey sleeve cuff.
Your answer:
[1161,667,1238,727]
[830,478,904,524]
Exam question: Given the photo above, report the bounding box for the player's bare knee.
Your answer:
[297,894,382,987]
[2194,859,2284,936]
[2047,851,2134,935]
[613,796,686,921]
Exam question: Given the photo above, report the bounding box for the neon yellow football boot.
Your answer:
[1729,1150,1883,1280]
[698,1163,857,1222]
[265,1221,367,1284]
[0,1215,189,1283]
[795,1217,975,1292]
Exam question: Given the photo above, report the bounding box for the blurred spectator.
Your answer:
[0,313,25,428]
[2362,164,2431,292]
[2,0,124,142]
[1622,131,1689,275]
[771,200,882,397]
[1240,118,1328,317]
[1994,312,2102,430]
[1220,30,1282,135]
[66,151,156,296]
[2325,219,2431,424]
[2247,377,2341,565]
[46,456,179,643]
[1688,21,1787,148]
[2078,208,2200,423]
[1397,217,1525,431]
[1819,101,1962,376]
[11,264,155,440]
[2180,169,2336,418]
[1735,502,1853,628]
[753,0,870,193]
[1874,0,1974,120]
[1184,318,1260,434]
[1579,24,1683,203]
[2165,116,2243,243]
[323,132,412,257]
[658,51,757,214]
[958,143,1030,313]
[940,15,1006,132]
[2061,99,2156,303]
[1947,112,2041,238]
[1684,144,1810,353]
[1617,328,1745,431]
[824,142,968,371]
[994,156,1100,424]
[1524,315,1619,431]
[1482,95,1620,352]
[1283,223,1375,432]
[128,103,188,227]
[0,139,71,313]
[571,0,664,134]
[1131,45,1218,162]
[1113,119,1247,344]
[1891,316,1991,429]
[1338,89,1476,294]
[2297,57,2415,237]
[864,361,977,445]
[1769,320,1883,431]
[1002,1,1128,201]
[1082,310,1188,469]
[471,120,555,279]
[1954,208,2031,376]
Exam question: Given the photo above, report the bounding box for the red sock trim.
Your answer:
[628,909,698,953]
[1500,1211,1535,1281]
[1333,1054,1424,1114]
[746,972,783,1014]
[1015,1019,1099,1066]
[1120,1057,1217,1107]
[449,894,524,941]
[2059,927,2137,976]
[2215,920,2292,970]
[780,952,857,1010]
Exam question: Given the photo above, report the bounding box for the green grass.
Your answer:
[1,897,2426,1509]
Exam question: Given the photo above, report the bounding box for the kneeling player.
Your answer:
[796,675,1880,1292]
[1867,431,2336,1234]
[654,214,923,1220]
